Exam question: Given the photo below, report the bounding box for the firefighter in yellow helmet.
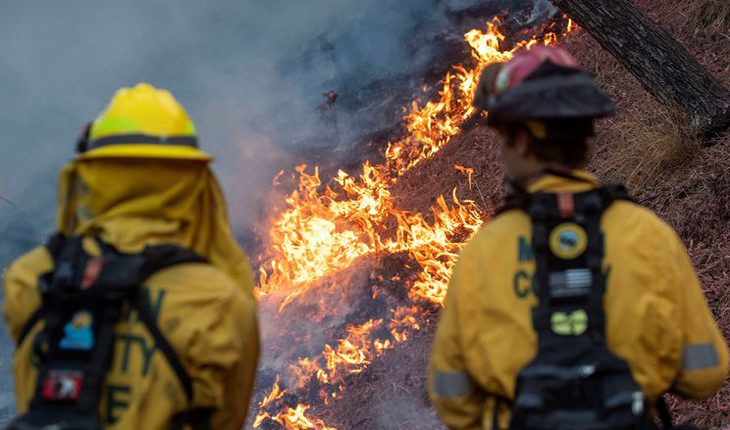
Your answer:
[429,47,728,430]
[3,83,259,430]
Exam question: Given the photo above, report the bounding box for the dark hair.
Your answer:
[502,119,594,169]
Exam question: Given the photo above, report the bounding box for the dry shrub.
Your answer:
[644,0,729,41]
[686,0,730,40]
[593,105,701,195]
[643,0,730,88]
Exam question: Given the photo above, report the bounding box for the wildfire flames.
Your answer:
[253,17,574,429]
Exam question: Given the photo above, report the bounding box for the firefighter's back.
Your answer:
[445,177,727,417]
[4,242,258,430]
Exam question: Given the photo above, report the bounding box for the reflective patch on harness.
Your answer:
[551,310,588,336]
[42,370,83,400]
[557,192,575,218]
[683,343,720,370]
[434,371,473,397]
[81,257,104,289]
[59,311,94,350]
[549,223,587,260]
[549,269,592,298]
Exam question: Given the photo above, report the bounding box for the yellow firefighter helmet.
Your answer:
[78,83,212,161]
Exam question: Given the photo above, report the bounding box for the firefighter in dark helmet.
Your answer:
[3,83,259,429]
[429,47,728,430]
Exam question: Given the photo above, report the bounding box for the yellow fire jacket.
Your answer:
[3,159,260,430]
[429,171,728,430]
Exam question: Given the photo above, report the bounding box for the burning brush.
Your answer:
[252,16,576,430]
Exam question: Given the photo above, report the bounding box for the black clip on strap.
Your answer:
[656,397,674,429]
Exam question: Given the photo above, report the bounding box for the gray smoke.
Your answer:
[0,0,551,424]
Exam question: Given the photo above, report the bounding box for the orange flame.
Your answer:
[253,16,574,430]
[454,165,474,190]
[258,404,337,430]
[260,376,286,409]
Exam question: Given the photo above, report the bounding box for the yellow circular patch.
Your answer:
[549,223,588,260]
[71,311,93,329]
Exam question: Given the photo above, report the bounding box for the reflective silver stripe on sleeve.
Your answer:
[434,370,473,397]
[682,343,720,370]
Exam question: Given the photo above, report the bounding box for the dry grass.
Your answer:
[647,0,730,88]
[593,105,702,194]
[560,0,730,197]
[684,0,730,40]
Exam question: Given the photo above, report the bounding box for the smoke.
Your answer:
[0,0,444,244]
[0,0,552,423]
[0,0,442,419]
[445,0,557,26]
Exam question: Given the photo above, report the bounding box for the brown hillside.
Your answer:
[320,0,730,428]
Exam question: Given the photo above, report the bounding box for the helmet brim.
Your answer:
[76,144,213,161]
[487,72,615,125]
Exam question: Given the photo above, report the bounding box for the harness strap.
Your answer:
[17,236,211,430]
[170,409,213,430]
[493,397,501,430]
[656,397,674,429]
[580,191,607,339]
[16,234,68,347]
[16,311,44,348]
[133,292,193,402]
[139,244,207,280]
[529,195,553,335]
[505,184,671,430]
[134,244,211,429]
[497,170,635,216]
[492,396,512,430]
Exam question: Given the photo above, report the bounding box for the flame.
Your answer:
[253,16,574,430]
[323,319,383,376]
[257,404,337,430]
[454,165,474,190]
[260,376,286,409]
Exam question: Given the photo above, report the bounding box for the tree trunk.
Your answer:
[550,0,730,138]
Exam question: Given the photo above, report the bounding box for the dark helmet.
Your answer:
[465,46,615,134]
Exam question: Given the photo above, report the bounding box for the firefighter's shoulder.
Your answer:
[468,207,531,250]
[145,261,251,304]
[140,261,256,362]
[5,245,54,281]
[603,198,683,247]
[3,246,54,341]
[453,208,532,288]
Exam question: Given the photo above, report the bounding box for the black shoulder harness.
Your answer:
[8,234,211,430]
[494,185,676,430]
[497,181,634,216]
